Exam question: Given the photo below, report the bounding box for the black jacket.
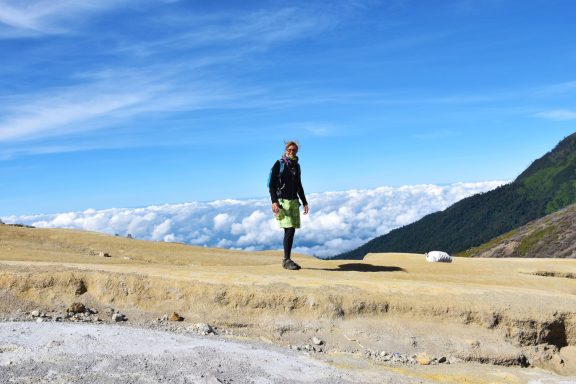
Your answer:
[269,160,308,206]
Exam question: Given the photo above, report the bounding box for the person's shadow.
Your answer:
[305,263,406,273]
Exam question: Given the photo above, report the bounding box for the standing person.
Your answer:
[269,141,309,270]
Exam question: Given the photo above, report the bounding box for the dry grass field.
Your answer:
[1,224,576,382]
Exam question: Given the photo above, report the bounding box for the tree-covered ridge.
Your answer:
[333,132,576,260]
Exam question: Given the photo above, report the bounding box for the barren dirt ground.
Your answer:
[1,224,576,383]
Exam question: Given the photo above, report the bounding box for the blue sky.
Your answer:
[1,0,575,216]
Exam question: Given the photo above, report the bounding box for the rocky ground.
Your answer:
[1,322,391,384]
[0,316,572,384]
[1,224,576,383]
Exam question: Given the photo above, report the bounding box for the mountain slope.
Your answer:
[334,132,576,259]
[459,202,576,259]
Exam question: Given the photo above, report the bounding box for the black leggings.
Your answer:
[283,227,296,260]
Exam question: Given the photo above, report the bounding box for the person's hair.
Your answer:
[284,140,299,151]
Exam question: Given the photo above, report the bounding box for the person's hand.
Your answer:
[272,203,280,213]
[303,205,309,215]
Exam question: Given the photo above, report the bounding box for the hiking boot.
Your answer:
[282,258,301,270]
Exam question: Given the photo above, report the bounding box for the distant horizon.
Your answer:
[3,180,506,257]
[3,178,510,217]
[1,1,575,216]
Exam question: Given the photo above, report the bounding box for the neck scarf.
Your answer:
[282,154,298,174]
[282,154,298,164]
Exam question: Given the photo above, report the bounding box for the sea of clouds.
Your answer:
[3,181,506,258]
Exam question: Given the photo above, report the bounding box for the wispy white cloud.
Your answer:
[107,5,342,58]
[182,8,334,47]
[0,0,130,36]
[272,122,343,137]
[3,181,506,258]
[3,1,569,158]
[535,109,576,121]
[535,81,576,96]
[0,3,354,150]
[0,63,247,145]
[0,93,145,141]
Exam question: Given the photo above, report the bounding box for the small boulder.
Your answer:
[448,356,462,364]
[68,303,86,314]
[425,251,452,263]
[311,337,323,346]
[112,313,127,322]
[416,353,432,365]
[194,323,215,335]
[169,312,184,322]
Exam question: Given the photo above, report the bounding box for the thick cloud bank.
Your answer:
[4,182,505,258]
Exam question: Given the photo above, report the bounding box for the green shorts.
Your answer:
[276,198,301,228]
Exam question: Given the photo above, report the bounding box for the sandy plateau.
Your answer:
[1,224,576,383]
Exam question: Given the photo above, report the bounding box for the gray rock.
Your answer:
[194,323,215,335]
[31,310,40,317]
[112,313,126,322]
[312,337,323,346]
[448,356,462,364]
[68,302,86,314]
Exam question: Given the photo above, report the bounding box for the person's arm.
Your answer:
[269,161,281,212]
[297,170,309,214]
